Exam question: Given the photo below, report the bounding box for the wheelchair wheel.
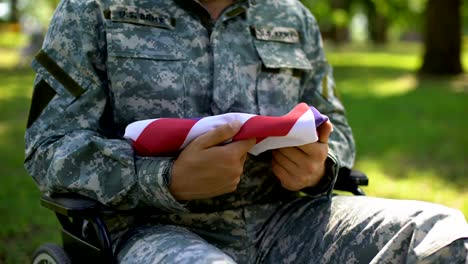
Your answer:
[31,243,71,264]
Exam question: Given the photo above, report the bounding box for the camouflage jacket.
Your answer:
[25,0,355,214]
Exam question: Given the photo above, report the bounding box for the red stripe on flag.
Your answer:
[232,103,309,143]
[134,118,198,156]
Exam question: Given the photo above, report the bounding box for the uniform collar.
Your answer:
[174,0,250,22]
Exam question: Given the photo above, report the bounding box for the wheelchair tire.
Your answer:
[31,243,71,264]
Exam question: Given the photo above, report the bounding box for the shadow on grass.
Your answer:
[334,65,467,192]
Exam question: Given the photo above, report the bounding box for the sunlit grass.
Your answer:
[373,74,418,96]
[0,72,34,99]
[0,48,19,68]
[328,43,467,221]
[463,49,468,72]
[0,31,27,49]
[328,51,421,70]
[357,158,468,215]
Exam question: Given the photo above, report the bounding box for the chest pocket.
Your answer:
[254,40,312,116]
[106,23,187,126]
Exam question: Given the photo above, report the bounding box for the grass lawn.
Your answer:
[326,43,468,214]
[0,36,466,262]
[0,48,61,263]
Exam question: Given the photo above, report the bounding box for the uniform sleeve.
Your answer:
[24,0,187,212]
[298,8,356,197]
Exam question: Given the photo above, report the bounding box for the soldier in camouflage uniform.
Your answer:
[25,0,468,263]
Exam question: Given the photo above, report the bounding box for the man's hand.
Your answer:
[169,122,256,201]
[271,121,333,191]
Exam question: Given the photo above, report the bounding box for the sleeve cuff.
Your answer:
[301,152,339,198]
[136,157,189,213]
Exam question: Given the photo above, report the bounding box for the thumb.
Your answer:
[193,121,242,149]
[317,121,333,143]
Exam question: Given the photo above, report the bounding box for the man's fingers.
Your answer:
[272,159,289,182]
[226,138,257,155]
[194,121,242,149]
[271,159,300,191]
[317,120,333,143]
[272,149,301,176]
[275,147,302,167]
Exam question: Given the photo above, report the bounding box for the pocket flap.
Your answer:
[106,24,185,61]
[254,40,312,70]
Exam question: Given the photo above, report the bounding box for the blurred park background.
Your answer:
[0,0,467,262]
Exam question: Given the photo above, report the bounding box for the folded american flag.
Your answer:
[124,103,328,156]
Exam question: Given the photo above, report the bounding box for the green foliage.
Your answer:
[379,0,425,32]
[0,0,59,26]
[301,0,334,28]
[332,9,350,27]
[301,0,429,40]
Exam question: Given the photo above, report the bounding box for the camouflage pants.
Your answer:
[117,196,468,263]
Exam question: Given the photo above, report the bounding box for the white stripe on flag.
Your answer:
[248,108,318,155]
[124,119,158,141]
[180,112,256,149]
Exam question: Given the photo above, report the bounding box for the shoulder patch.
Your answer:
[27,79,56,128]
[35,50,85,98]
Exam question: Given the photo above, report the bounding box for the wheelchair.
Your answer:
[31,168,368,264]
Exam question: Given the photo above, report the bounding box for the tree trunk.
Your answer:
[420,0,463,75]
[330,0,351,44]
[10,0,19,23]
[366,0,388,44]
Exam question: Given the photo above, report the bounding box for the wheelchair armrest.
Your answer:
[41,194,103,218]
[347,169,369,186]
[41,194,115,262]
[334,168,369,195]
